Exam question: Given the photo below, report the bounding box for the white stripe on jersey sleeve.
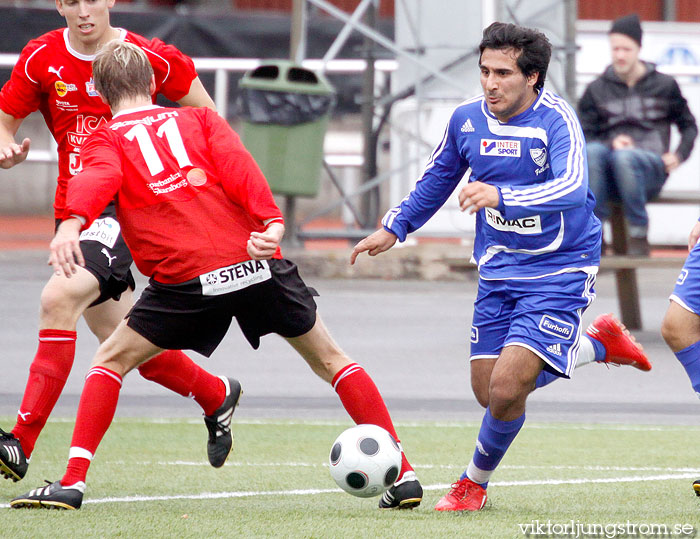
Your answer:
[500,90,585,207]
[23,44,47,85]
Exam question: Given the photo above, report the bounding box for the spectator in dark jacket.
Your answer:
[578,13,698,255]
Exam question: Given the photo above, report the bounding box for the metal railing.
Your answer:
[0,53,397,121]
[4,50,699,165]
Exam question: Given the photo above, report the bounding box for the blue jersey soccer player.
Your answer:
[352,22,650,511]
[661,219,700,496]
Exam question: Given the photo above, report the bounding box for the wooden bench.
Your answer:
[444,190,700,330]
[603,192,699,330]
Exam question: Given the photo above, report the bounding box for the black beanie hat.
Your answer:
[609,14,642,46]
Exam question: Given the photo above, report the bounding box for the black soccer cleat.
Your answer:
[10,480,84,510]
[0,428,28,482]
[204,377,242,468]
[694,479,700,497]
[378,471,423,509]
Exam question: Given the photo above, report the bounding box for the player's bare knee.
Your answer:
[488,384,517,410]
[470,360,493,408]
[471,382,489,408]
[488,374,528,414]
[38,284,81,328]
[660,313,678,348]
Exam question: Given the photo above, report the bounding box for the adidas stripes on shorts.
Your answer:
[469,271,597,378]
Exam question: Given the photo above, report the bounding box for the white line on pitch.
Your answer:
[1,473,696,509]
[36,417,700,432]
[116,460,700,475]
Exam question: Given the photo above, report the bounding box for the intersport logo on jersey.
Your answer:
[480,139,520,157]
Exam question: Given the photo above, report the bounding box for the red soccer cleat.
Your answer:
[434,477,487,512]
[585,314,652,371]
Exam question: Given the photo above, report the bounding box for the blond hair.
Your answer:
[92,40,153,107]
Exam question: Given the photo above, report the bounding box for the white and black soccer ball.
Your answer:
[328,424,402,498]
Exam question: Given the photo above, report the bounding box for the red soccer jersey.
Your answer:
[0,28,197,217]
[64,105,284,283]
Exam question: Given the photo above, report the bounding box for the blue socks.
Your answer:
[462,407,526,488]
[588,335,607,362]
[675,340,700,397]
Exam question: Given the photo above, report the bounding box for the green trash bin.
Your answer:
[237,61,336,197]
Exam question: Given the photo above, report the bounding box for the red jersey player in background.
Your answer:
[0,0,238,483]
[10,40,423,511]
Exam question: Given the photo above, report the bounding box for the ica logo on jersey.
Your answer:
[68,115,108,148]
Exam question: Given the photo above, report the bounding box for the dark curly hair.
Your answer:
[478,22,552,91]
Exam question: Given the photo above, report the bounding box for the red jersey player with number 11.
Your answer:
[9,40,422,511]
[0,0,237,483]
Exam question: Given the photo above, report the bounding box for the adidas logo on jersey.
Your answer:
[546,343,562,356]
[460,118,475,133]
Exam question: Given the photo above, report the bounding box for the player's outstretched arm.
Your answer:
[247,221,285,260]
[350,228,398,265]
[688,221,700,252]
[48,218,85,278]
[0,110,30,170]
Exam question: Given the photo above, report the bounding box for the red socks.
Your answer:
[137,350,225,416]
[332,363,414,478]
[12,331,224,461]
[61,366,122,486]
[12,329,77,458]
[59,354,224,487]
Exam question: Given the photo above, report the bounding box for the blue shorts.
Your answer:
[470,271,597,378]
[670,242,700,314]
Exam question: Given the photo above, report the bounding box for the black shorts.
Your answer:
[126,258,318,357]
[58,203,135,307]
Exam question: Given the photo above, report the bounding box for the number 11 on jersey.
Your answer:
[124,117,193,176]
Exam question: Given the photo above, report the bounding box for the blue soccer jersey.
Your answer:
[382,89,602,280]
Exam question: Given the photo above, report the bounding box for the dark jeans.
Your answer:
[586,141,667,238]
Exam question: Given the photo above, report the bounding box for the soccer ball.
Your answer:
[328,424,402,498]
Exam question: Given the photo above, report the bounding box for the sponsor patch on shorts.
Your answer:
[199,259,271,296]
[538,315,574,340]
[470,326,479,343]
[79,217,120,248]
